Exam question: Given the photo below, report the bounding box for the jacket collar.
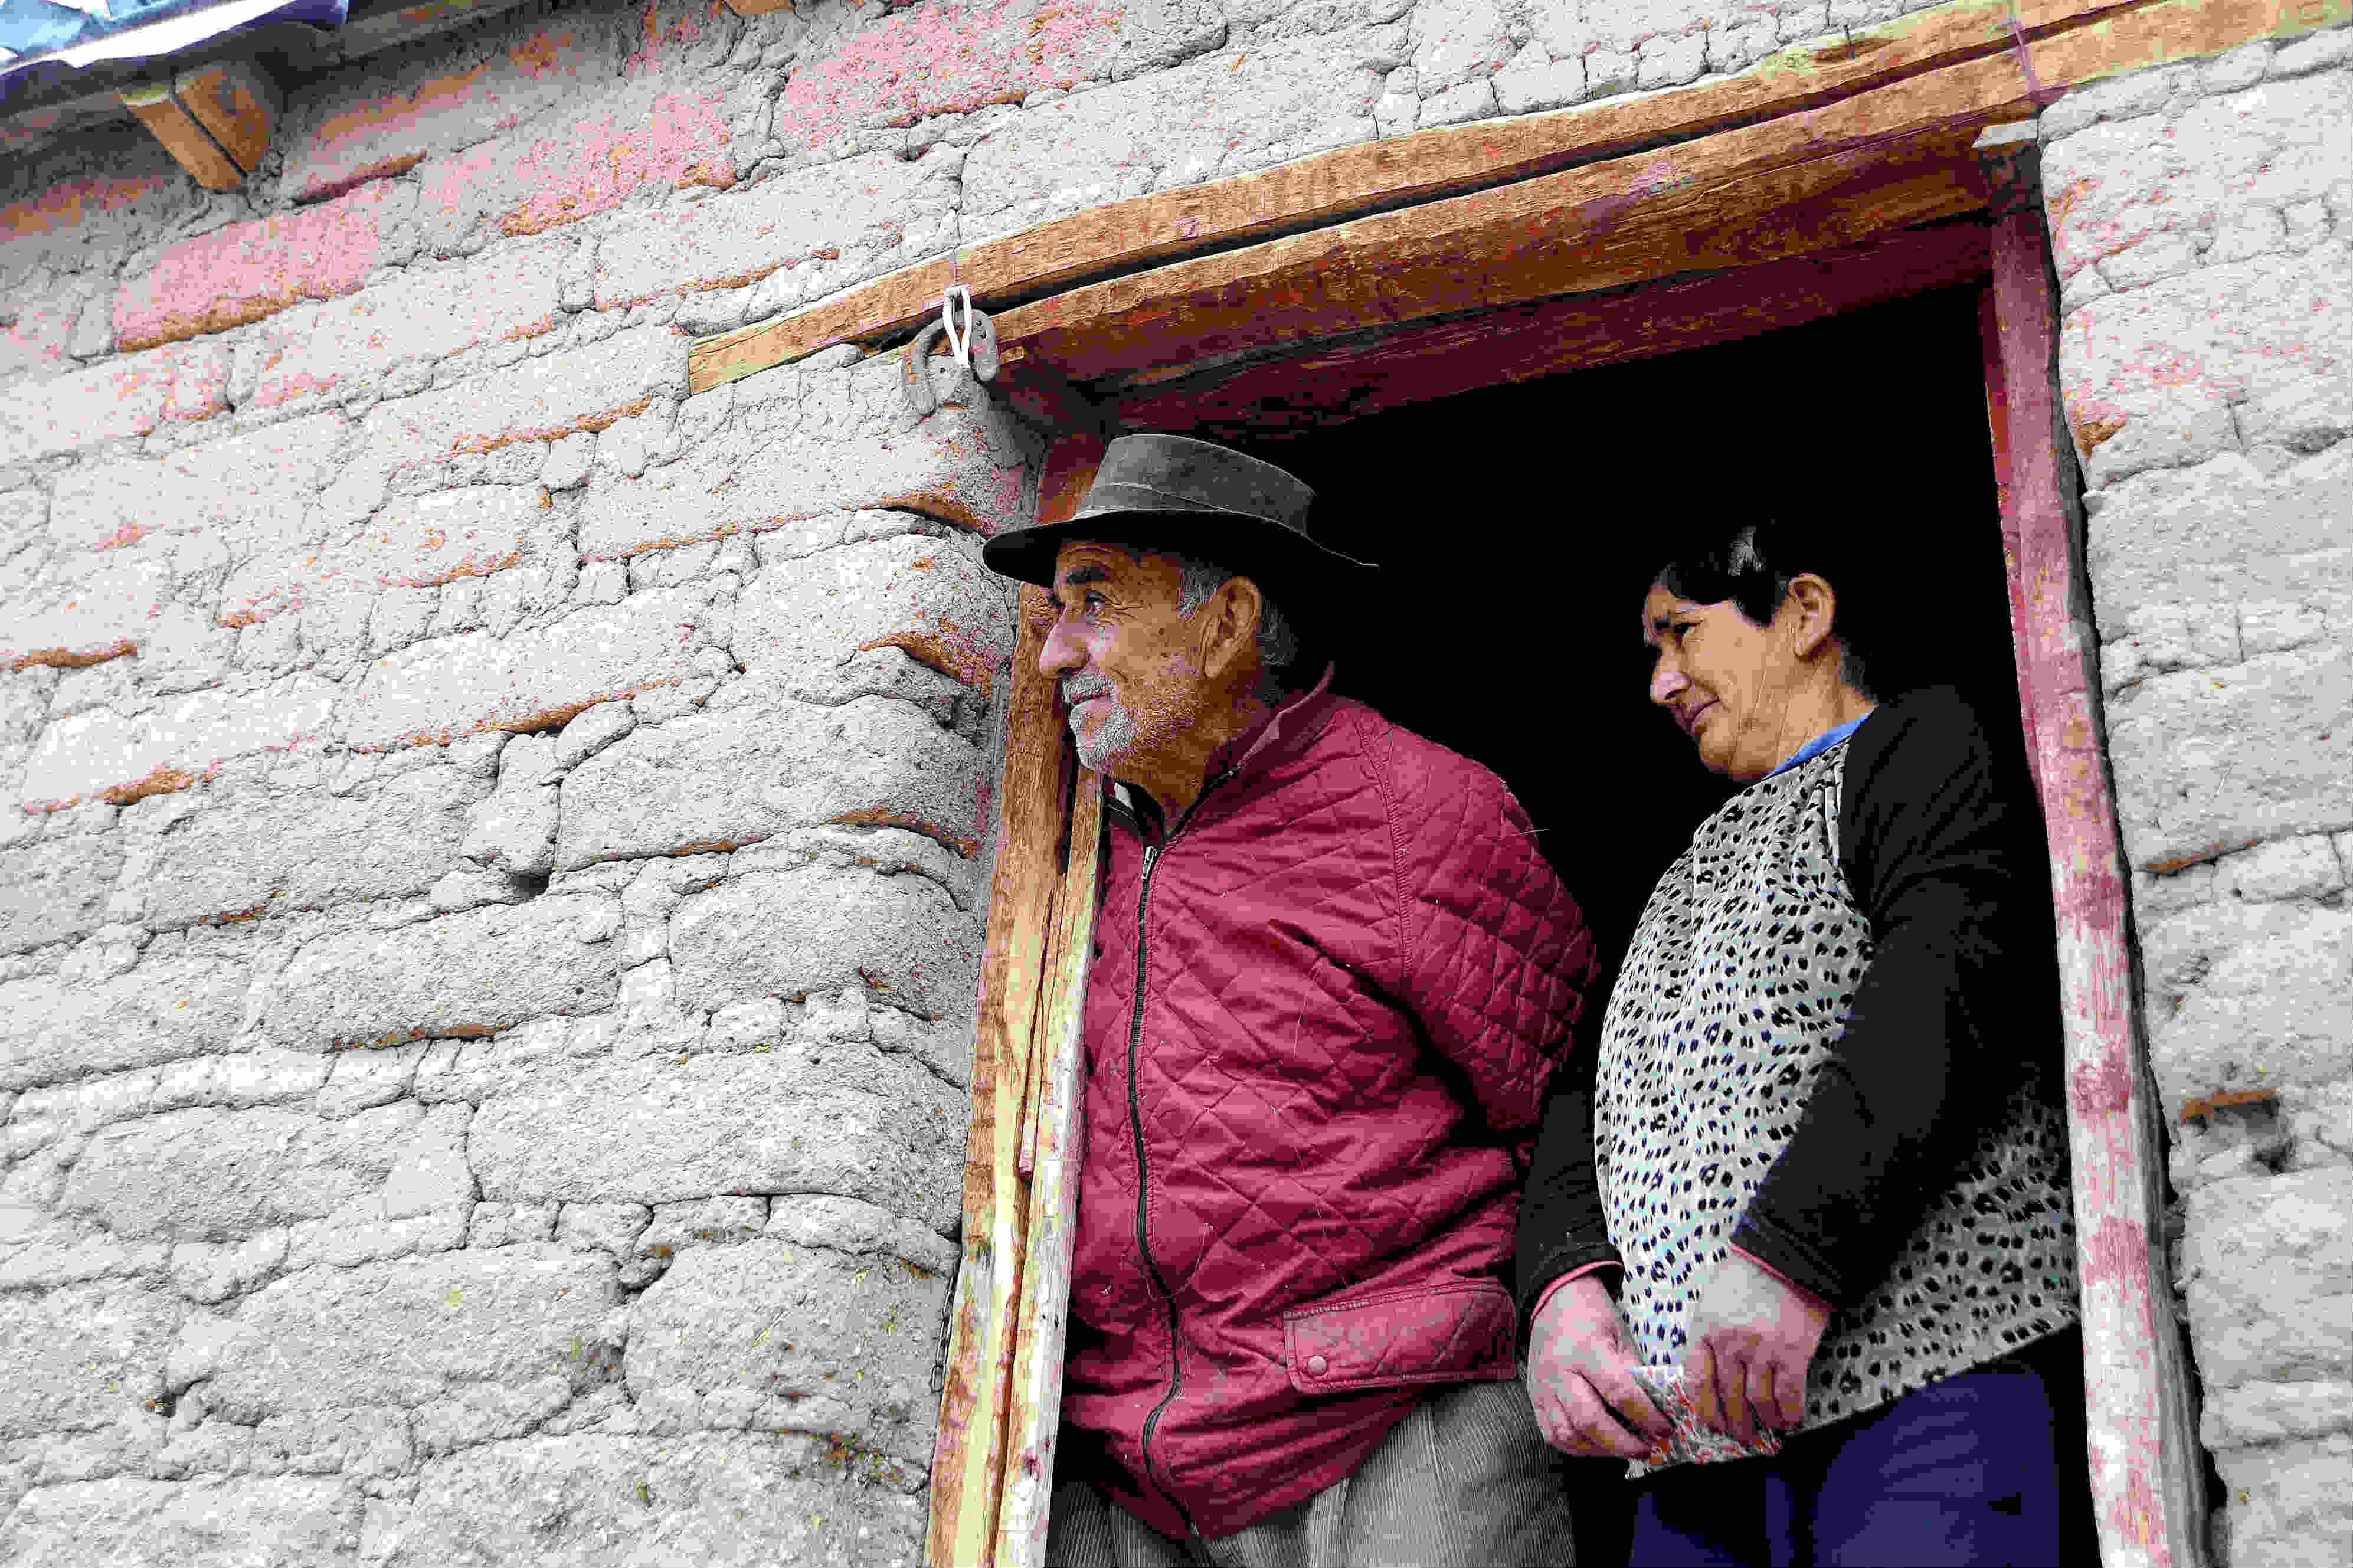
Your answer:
[1211,661,1339,779]
[1109,663,1341,830]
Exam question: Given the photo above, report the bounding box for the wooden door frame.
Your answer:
[928,443,1111,1568]
[1977,132,2208,1568]
[901,5,2353,1562]
[933,240,2204,1568]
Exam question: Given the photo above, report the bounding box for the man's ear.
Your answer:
[1782,573,1840,662]
[1199,575,1265,684]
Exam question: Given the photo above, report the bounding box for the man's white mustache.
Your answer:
[1063,682,1111,705]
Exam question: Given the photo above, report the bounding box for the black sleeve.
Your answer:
[1728,685,2060,1305]
[1515,1039,1620,1341]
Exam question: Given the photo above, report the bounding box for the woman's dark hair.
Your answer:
[1651,516,1901,700]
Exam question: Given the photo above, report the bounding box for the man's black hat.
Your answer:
[980,434,1379,609]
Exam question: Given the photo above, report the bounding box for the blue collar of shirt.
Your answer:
[1765,710,1875,778]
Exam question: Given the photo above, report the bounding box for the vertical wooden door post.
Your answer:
[1975,128,2208,1568]
[1978,286,2044,803]
[931,437,1109,1567]
[996,768,1105,1568]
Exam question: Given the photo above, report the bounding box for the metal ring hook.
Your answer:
[941,286,975,369]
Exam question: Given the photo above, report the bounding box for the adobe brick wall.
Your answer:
[2040,24,2353,1567]
[7,0,2335,1562]
[1,5,1043,1557]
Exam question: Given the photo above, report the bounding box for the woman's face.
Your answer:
[1641,583,1816,780]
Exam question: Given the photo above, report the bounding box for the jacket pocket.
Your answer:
[1279,1279,1517,1396]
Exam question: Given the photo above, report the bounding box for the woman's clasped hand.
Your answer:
[1526,1274,1674,1461]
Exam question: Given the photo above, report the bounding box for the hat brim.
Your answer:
[980,508,1380,610]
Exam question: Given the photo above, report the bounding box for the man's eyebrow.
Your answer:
[1058,563,1112,589]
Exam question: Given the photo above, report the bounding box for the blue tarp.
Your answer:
[2,0,212,62]
[1,0,347,104]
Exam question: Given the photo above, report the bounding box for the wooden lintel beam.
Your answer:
[687,0,2347,395]
[688,0,2126,391]
[1110,225,1994,438]
[1008,122,1999,388]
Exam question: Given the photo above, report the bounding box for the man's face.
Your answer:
[1641,583,1808,781]
[1039,542,1206,777]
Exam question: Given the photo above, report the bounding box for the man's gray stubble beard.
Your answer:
[1072,695,1139,774]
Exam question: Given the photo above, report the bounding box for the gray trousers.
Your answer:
[1044,1379,1580,1568]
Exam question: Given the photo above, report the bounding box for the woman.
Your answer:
[1517,517,2087,1566]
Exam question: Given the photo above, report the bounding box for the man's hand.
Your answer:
[1526,1274,1674,1460]
[1679,1252,1831,1445]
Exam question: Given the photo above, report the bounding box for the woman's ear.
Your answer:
[1781,573,1840,662]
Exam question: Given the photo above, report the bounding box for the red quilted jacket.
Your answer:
[1058,678,1599,1540]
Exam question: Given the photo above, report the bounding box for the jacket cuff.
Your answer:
[1514,1242,1621,1359]
[1726,1212,1844,1308]
[1532,1262,1621,1320]
[1724,1243,1834,1313]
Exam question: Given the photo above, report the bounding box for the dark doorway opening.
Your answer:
[1220,280,2024,981]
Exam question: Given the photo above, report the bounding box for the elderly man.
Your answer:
[978,435,1601,1567]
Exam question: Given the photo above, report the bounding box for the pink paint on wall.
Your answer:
[423,91,735,240]
[112,184,397,351]
[509,24,588,79]
[773,0,1125,155]
[280,27,608,203]
[246,234,568,410]
[294,61,489,198]
[625,0,727,76]
[0,298,78,382]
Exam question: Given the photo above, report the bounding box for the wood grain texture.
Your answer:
[1016,872,1064,1186]
[119,83,244,192]
[1007,438,1103,1190]
[1030,434,1112,546]
[174,60,279,176]
[1002,126,1998,389]
[928,436,1103,1568]
[1112,225,1991,436]
[1978,284,2045,803]
[686,0,2348,396]
[688,0,2056,392]
[1986,204,2209,1568]
[929,598,1069,1567]
[999,771,1105,1568]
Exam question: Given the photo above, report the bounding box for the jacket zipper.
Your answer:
[1128,768,1236,1530]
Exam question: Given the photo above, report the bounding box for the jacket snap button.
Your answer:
[1305,1354,1328,1376]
